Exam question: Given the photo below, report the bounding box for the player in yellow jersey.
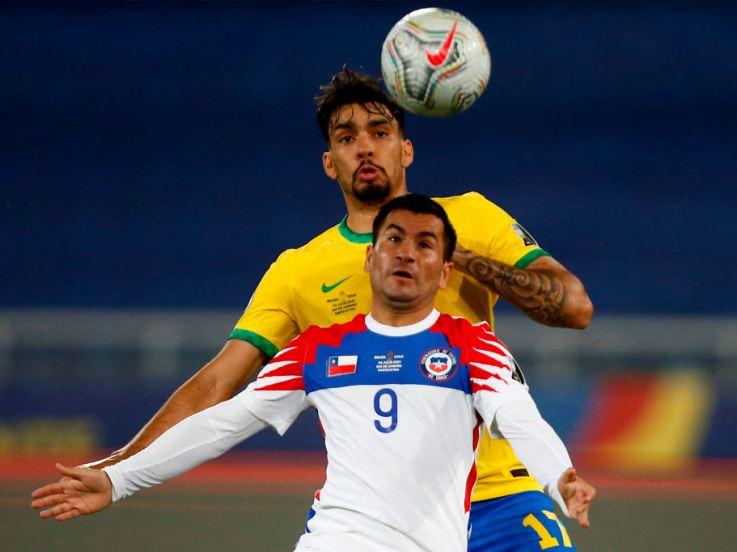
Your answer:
[88,68,593,551]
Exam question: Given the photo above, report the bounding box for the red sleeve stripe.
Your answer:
[476,337,509,356]
[258,360,301,379]
[471,380,500,394]
[253,375,304,392]
[469,362,508,382]
[272,346,298,359]
[471,347,510,370]
[473,321,495,334]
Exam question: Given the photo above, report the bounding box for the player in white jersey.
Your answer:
[32,195,594,551]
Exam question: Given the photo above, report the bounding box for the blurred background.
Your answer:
[2,1,736,550]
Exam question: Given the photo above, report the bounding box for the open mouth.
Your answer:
[392,270,414,281]
[357,163,381,181]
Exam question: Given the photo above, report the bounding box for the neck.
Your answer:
[369,300,435,327]
[341,185,408,234]
[344,206,378,234]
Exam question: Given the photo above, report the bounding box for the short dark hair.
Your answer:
[315,66,406,144]
[373,194,457,262]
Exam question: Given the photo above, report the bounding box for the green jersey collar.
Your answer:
[338,215,373,244]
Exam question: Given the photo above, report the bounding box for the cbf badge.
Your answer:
[419,347,458,382]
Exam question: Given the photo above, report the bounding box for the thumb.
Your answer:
[56,463,88,480]
[562,467,577,483]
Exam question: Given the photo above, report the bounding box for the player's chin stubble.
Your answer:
[352,169,391,202]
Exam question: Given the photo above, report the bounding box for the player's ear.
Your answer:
[364,244,374,273]
[322,151,338,180]
[401,139,414,168]
[437,261,453,290]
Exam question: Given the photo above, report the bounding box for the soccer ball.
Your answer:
[381,8,491,117]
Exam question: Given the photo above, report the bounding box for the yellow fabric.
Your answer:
[232,191,546,500]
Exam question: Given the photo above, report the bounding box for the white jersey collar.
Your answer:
[365,309,440,337]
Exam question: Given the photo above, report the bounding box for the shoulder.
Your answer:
[434,192,514,222]
[429,313,477,348]
[296,313,368,354]
[430,314,510,354]
[434,191,504,211]
[271,224,342,267]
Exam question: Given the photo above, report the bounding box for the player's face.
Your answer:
[365,210,452,312]
[322,103,414,203]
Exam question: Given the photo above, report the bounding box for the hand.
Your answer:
[557,467,596,527]
[31,463,113,521]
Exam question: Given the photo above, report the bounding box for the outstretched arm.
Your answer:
[452,248,593,329]
[103,395,270,502]
[32,392,271,520]
[85,339,265,469]
[488,398,596,527]
[33,335,309,519]
[468,323,595,525]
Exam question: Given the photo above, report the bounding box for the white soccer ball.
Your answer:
[381,8,491,117]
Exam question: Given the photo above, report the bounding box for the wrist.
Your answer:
[101,465,125,502]
[548,476,571,518]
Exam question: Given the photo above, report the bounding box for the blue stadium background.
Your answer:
[1,2,737,461]
[3,1,736,314]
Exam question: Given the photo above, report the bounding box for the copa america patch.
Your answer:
[512,222,538,247]
[419,347,458,382]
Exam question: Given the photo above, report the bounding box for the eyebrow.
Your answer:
[367,118,392,128]
[385,224,439,241]
[385,223,406,234]
[332,117,392,134]
[417,231,439,241]
[332,120,357,134]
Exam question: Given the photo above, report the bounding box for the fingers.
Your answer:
[568,482,596,528]
[38,501,77,520]
[32,473,89,502]
[570,497,591,527]
[31,481,66,499]
[31,493,67,510]
[55,508,82,522]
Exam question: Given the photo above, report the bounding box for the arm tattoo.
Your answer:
[455,247,572,327]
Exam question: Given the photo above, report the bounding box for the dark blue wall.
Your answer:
[3,2,736,314]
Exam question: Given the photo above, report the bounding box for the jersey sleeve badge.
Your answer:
[511,222,538,247]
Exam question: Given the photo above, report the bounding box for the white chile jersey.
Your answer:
[243,309,534,552]
[104,309,570,552]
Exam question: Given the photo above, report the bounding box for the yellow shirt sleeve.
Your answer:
[459,192,549,268]
[228,249,300,358]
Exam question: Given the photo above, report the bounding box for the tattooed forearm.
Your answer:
[453,246,576,327]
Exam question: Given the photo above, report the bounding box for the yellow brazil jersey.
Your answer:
[230,191,549,502]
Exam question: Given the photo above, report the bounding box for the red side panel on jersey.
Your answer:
[464,413,483,512]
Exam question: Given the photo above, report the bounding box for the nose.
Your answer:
[356,134,374,158]
[395,242,416,263]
